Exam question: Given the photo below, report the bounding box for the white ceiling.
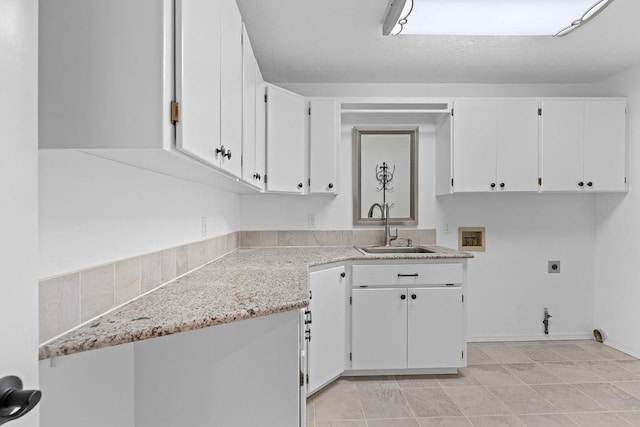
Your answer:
[236,0,640,84]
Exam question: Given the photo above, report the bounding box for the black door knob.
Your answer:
[400,294,406,300]
[340,272,346,278]
[328,183,334,189]
[500,183,505,188]
[490,183,496,188]
[587,182,593,187]
[0,376,41,426]
[215,145,226,157]
[578,182,584,187]
[297,183,303,189]
[411,294,417,300]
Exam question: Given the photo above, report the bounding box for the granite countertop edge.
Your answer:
[39,245,472,360]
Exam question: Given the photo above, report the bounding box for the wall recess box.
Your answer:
[458,227,485,251]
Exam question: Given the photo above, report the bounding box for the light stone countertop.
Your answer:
[39,246,472,360]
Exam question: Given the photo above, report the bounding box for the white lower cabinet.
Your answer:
[40,310,301,427]
[407,287,464,369]
[307,266,347,394]
[351,288,408,370]
[350,262,467,372]
[307,260,467,397]
[352,286,464,370]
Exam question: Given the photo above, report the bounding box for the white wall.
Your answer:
[241,82,598,340]
[593,63,640,357]
[0,1,40,425]
[39,150,241,278]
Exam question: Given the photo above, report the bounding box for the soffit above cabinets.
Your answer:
[236,0,640,84]
[341,102,450,125]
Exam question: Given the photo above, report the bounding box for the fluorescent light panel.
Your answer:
[400,0,601,36]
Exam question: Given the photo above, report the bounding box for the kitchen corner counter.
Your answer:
[39,246,472,360]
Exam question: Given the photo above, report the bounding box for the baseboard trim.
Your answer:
[468,333,593,343]
[604,339,640,359]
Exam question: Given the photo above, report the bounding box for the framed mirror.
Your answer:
[353,127,418,226]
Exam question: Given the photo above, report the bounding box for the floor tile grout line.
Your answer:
[482,384,519,418]
[397,387,421,422]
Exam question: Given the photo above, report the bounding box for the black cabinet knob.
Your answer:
[340,272,346,278]
[215,145,226,156]
[587,182,593,187]
[578,182,584,187]
[328,183,334,189]
[490,183,496,188]
[500,183,505,188]
[411,294,417,300]
[400,294,406,300]
[297,183,303,189]
[224,149,232,160]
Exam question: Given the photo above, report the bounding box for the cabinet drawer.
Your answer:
[352,263,462,286]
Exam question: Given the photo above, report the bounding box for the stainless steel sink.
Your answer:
[356,246,439,255]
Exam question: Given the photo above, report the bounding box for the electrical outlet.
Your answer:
[201,217,207,237]
[443,223,450,234]
[308,214,316,229]
[548,261,561,274]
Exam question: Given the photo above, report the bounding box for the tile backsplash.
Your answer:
[39,229,435,344]
[239,229,436,248]
[39,232,240,343]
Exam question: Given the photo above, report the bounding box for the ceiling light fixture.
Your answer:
[382,0,614,37]
[382,0,414,36]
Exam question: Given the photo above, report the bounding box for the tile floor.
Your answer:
[306,340,640,426]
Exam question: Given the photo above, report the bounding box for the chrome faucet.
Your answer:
[367,202,398,246]
[367,203,384,219]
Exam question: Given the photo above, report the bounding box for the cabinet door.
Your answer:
[496,101,539,192]
[175,0,221,166]
[408,287,464,369]
[241,25,257,185]
[309,101,339,194]
[452,101,497,192]
[254,67,266,190]
[219,0,243,177]
[351,288,407,370]
[583,100,627,192]
[307,266,346,394]
[266,85,305,193]
[541,101,584,191]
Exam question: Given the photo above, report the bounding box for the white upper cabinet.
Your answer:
[541,99,627,192]
[496,101,540,192]
[452,100,539,193]
[39,0,258,193]
[241,25,258,187]
[175,0,221,167]
[40,0,172,150]
[452,101,498,192]
[309,101,340,194]
[541,101,585,191]
[254,67,267,191]
[265,85,306,193]
[583,101,627,192]
[219,0,243,177]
